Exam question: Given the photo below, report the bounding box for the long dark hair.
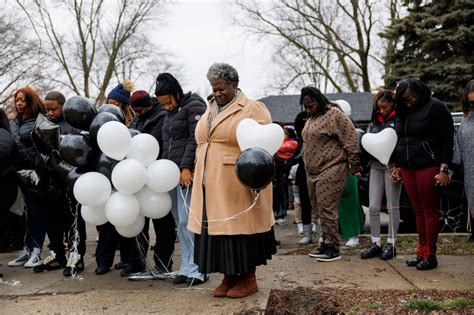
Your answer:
[0,108,10,132]
[460,80,474,115]
[371,90,395,123]
[299,86,331,117]
[14,86,45,122]
[394,79,431,117]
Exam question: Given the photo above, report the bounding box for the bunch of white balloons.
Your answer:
[73,121,180,238]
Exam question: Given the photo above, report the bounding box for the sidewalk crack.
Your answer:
[386,261,418,289]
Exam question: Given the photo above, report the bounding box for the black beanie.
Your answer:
[155,73,183,99]
[131,90,152,108]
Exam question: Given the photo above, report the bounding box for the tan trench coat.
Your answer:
[187,92,275,235]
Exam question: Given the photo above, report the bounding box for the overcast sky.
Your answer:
[152,0,274,100]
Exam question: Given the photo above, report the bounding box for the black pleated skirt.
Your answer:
[194,186,277,275]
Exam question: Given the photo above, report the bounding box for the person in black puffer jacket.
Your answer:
[121,91,177,277]
[32,91,86,277]
[391,79,454,271]
[155,73,208,286]
[0,109,19,257]
[8,87,47,269]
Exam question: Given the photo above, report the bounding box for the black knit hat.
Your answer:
[131,90,152,108]
[155,73,183,100]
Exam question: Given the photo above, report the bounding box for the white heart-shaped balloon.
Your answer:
[361,128,398,165]
[236,118,284,155]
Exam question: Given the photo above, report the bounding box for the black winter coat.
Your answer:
[0,128,16,178]
[161,92,207,169]
[395,97,453,169]
[130,105,166,159]
[10,118,44,171]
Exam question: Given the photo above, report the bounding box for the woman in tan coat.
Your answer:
[188,63,276,298]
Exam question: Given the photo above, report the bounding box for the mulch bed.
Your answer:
[264,287,474,314]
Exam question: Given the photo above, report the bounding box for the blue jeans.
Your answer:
[23,190,46,251]
[169,186,205,280]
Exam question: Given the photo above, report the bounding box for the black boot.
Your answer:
[416,244,437,270]
[406,243,424,267]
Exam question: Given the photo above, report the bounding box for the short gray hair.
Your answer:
[206,63,239,84]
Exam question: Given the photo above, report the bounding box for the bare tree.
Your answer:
[232,0,389,93]
[0,10,51,110]
[17,0,178,105]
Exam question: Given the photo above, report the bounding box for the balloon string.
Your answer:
[67,198,83,280]
[180,186,260,229]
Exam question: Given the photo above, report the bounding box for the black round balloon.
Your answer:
[66,167,90,192]
[96,152,119,180]
[129,128,141,137]
[63,96,97,131]
[59,134,97,167]
[89,112,119,140]
[97,104,125,123]
[31,114,60,155]
[235,147,276,191]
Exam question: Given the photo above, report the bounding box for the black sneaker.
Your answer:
[63,259,84,277]
[316,246,341,262]
[186,275,208,286]
[360,243,382,259]
[63,253,84,277]
[172,274,188,284]
[308,243,328,258]
[380,243,396,260]
[33,251,66,273]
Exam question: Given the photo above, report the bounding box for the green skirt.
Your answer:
[338,173,365,240]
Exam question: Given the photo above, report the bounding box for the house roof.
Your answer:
[259,92,374,125]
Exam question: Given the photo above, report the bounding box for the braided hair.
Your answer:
[299,86,332,117]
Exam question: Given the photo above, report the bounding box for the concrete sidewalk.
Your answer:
[0,211,472,314]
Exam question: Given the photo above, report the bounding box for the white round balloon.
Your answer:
[73,172,111,207]
[81,203,108,226]
[126,134,160,166]
[135,186,172,219]
[236,118,284,155]
[146,159,180,193]
[115,214,145,238]
[333,99,352,116]
[105,192,140,227]
[111,159,146,194]
[97,121,131,160]
[361,128,398,165]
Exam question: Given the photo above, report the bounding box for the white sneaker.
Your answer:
[298,236,313,245]
[24,247,43,268]
[8,247,30,267]
[297,223,304,235]
[276,218,286,225]
[345,236,359,247]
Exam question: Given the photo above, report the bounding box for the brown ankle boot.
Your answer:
[213,274,238,297]
[226,269,258,298]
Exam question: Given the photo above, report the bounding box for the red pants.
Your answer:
[400,166,440,245]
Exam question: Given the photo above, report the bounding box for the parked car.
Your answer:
[358,113,468,233]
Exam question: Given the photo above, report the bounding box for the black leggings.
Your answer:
[295,162,312,225]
